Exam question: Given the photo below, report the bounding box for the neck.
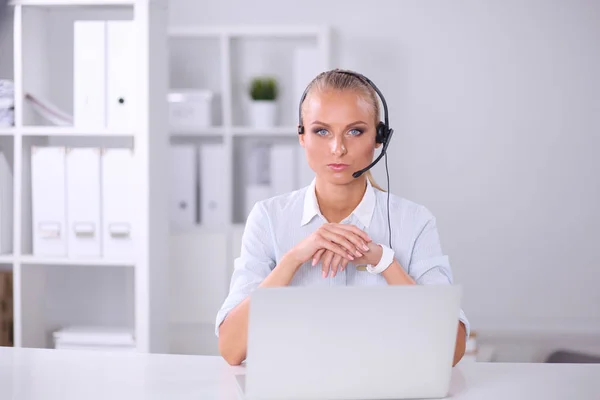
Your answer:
[315,176,368,223]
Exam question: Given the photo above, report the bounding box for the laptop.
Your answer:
[235,284,462,400]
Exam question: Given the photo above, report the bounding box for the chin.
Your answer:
[323,170,358,185]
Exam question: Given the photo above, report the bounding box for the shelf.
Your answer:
[231,126,297,137]
[170,127,225,137]
[0,128,16,136]
[21,127,135,137]
[0,255,15,264]
[19,256,135,267]
[169,25,325,39]
[10,0,136,6]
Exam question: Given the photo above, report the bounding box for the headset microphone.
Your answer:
[352,128,394,178]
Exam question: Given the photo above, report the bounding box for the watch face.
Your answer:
[355,265,369,271]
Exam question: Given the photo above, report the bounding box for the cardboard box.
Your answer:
[0,271,13,347]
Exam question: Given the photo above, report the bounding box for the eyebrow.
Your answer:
[310,120,368,127]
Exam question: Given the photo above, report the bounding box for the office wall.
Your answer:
[170,0,600,335]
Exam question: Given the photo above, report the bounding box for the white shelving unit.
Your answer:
[3,0,170,353]
[165,25,331,355]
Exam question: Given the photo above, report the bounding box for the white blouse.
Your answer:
[215,178,470,338]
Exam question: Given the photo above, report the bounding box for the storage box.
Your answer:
[0,271,13,347]
[53,326,135,352]
[168,90,214,129]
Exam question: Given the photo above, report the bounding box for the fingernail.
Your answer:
[363,244,370,251]
[355,251,363,257]
[322,271,327,278]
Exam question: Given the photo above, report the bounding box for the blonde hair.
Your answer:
[300,68,386,192]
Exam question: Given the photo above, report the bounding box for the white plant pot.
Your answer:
[249,100,277,128]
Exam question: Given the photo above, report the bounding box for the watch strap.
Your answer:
[366,244,394,274]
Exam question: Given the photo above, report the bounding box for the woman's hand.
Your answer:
[287,223,372,270]
[311,225,376,278]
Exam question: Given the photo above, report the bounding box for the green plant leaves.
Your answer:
[249,77,278,101]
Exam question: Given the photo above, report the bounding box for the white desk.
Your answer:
[1,347,599,399]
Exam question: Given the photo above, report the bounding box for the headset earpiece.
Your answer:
[376,121,388,144]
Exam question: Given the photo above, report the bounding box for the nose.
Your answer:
[330,136,347,157]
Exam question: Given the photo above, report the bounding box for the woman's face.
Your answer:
[299,89,381,185]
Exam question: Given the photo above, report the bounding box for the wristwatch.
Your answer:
[366,244,395,274]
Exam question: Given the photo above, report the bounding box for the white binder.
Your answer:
[101,148,135,259]
[199,143,227,227]
[73,20,134,129]
[73,21,106,128]
[0,149,12,254]
[270,144,297,195]
[106,21,134,130]
[66,148,101,258]
[169,145,196,229]
[296,146,314,188]
[31,147,67,256]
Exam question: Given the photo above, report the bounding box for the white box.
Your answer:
[168,90,214,130]
[31,147,67,256]
[73,21,106,128]
[169,145,196,229]
[0,149,12,254]
[101,148,135,259]
[106,21,134,130]
[199,143,227,227]
[53,326,135,347]
[73,20,134,129]
[66,148,102,258]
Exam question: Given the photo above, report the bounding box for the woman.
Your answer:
[215,69,469,366]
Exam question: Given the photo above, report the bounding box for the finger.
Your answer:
[322,224,370,253]
[312,248,326,266]
[328,225,371,253]
[340,257,350,272]
[318,230,363,258]
[330,254,342,278]
[317,238,355,261]
[330,224,372,243]
[321,250,334,278]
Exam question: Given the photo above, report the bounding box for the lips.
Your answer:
[327,163,349,171]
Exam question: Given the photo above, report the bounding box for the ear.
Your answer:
[374,140,382,149]
[298,130,306,148]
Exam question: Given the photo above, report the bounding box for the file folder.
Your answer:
[170,145,197,229]
[101,148,134,259]
[66,148,102,258]
[31,147,67,256]
[73,21,106,128]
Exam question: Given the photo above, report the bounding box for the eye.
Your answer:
[348,128,363,136]
[312,128,329,136]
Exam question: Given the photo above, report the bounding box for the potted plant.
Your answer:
[249,76,278,128]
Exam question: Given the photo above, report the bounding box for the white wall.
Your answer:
[169,0,600,337]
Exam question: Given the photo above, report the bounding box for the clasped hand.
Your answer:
[288,223,383,278]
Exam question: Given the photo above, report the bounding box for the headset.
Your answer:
[297,69,394,248]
